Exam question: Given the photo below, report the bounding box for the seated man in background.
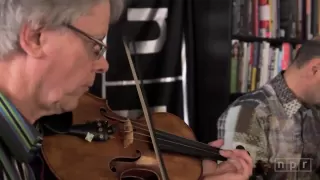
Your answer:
[217,37,320,180]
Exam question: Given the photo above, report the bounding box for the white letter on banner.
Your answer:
[127,8,168,54]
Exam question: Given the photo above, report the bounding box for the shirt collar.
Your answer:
[270,71,297,103]
[0,92,42,162]
[269,71,304,117]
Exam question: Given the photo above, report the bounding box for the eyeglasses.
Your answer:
[65,24,107,60]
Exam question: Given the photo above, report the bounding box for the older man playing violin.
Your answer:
[0,0,252,179]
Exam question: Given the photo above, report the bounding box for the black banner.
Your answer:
[90,0,232,142]
[90,0,187,123]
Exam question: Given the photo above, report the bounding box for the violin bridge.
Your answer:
[123,120,134,148]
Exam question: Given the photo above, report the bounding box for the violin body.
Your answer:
[41,93,202,180]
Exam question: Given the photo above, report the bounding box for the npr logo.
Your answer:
[274,158,312,172]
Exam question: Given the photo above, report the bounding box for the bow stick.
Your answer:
[122,39,169,180]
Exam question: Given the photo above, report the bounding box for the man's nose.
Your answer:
[94,56,109,73]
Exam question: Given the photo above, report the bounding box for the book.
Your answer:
[229,41,300,93]
[232,0,320,40]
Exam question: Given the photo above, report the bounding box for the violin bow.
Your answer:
[122,39,169,180]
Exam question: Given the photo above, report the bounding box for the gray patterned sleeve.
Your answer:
[217,104,269,165]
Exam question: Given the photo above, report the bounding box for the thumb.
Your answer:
[202,139,224,176]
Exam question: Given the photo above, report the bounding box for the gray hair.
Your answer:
[0,0,124,58]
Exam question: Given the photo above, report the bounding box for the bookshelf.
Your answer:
[232,35,305,45]
[229,0,319,99]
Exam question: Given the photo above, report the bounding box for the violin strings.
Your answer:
[44,121,224,160]
[130,120,221,151]
[44,117,219,155]
[129,128,215,154]
[42,113,223,159]
[129,130,218,155]
[101,111,220,152]
[118,135,220,160]
[100,110,224,159]
[118,121,223,157]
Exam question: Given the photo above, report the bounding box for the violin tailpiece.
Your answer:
[67,120,116,142]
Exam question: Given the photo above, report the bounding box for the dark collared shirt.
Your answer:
[217,71,320,180]
[0,92,39,180]
[0,91,67,180]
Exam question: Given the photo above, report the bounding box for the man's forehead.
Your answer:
[72,1,110,37]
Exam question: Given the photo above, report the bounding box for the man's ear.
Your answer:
[305,58,320,78]
[19,23,44,58]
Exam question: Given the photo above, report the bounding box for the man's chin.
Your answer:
[58,96,81,112]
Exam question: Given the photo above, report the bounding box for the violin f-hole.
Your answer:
[109,150,142,172]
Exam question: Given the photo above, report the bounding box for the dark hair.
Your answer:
[293,40,320,68]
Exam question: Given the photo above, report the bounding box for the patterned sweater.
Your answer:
[218,71,320,180]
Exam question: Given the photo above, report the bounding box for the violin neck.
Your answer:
[151,131,227,162]
[151,131,281,180]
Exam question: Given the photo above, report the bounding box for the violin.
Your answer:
[41,92,227,180]
[41,40,227,180]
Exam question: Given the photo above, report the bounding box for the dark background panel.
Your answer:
[190,0,232,142]
[105,81,183,118]
[90,0,233,143]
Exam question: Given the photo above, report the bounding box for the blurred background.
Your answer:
[89,0,314,143]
